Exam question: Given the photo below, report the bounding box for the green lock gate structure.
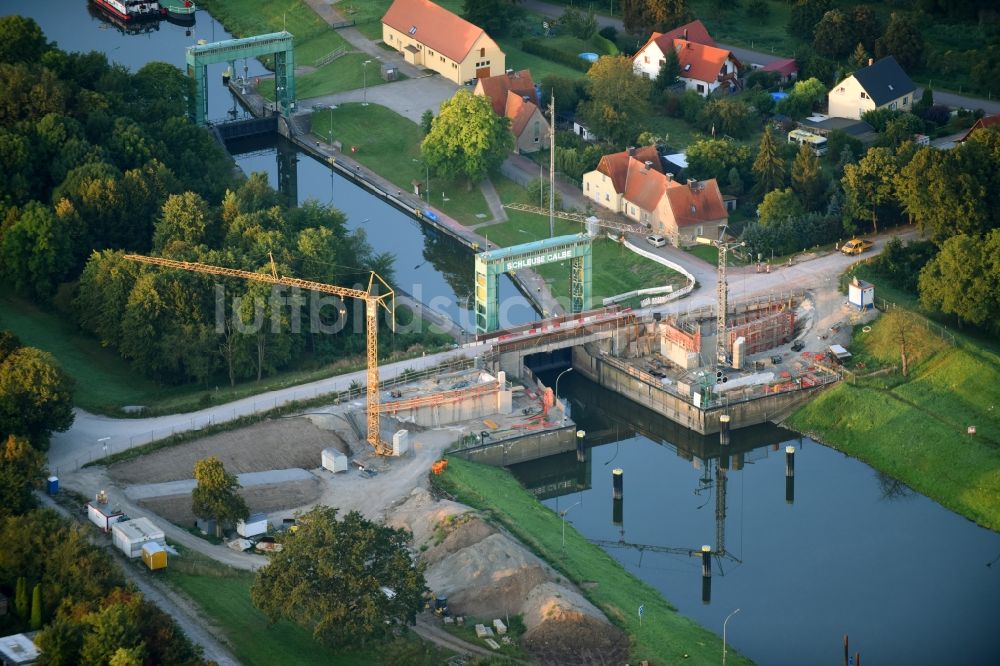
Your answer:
[475,234,592,334]
[186,31,295,126]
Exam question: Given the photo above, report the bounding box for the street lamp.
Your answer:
[560,500,582,549]
[362,59,372,106]
[98,436,110,459]
[723,608,741,666]
[328,104,336,145]
[555,367,573,421]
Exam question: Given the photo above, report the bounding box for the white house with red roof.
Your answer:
[632,20,740,97]
[582,146,728,244]
[474,70,549,153]
[382,0,505,84]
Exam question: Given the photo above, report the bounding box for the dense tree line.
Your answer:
[0,18,441,388]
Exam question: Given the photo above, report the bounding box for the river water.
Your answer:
[13,3,1000,664]
[512,371,1000,664]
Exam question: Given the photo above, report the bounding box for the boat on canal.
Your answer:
[163,0,196,25]
[91,0,165,22]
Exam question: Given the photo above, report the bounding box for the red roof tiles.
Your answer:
[382,0,495,63]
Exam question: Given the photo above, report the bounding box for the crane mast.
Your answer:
[123,254,395,455]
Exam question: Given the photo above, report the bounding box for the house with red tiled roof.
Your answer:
[957,115,1000,143]
[632,21,740,96]
[382,0,505,84]
[474,70,549,153]
[582,147,728,244]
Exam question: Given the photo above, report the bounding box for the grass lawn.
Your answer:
[161,549,424,665]
[198,0,351,67]
[787,315,1000,532]
[259,53,389,100]
[432,457,752,665]
[496,36,589,82]
[309,104,493,224]
[683,244,745,267]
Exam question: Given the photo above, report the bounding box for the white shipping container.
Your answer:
[237,512,268,538]
[321,447,348,473]
[111,518,165,558]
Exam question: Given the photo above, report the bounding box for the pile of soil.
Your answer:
[388,489,628,665]
[109,418,340,484]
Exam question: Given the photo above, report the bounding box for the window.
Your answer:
[860,91,869,99]
[429,50,434,56]
[605,193,610,201]
[480,47,486,57]
[644,56,649,63]
[452,63,457,68]
[697,84,705,93]
[683,64,691,72]
[585,182,590,191]
[408,26,417,35]
[659,59,665,66]
[440,56,445,63]
[890,101,897,110]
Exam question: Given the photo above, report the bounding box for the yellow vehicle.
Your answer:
[841,239,874,255]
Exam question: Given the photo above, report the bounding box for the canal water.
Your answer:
[13,1,536,331]
[13,3,1000,664]
[511,371,1000,664]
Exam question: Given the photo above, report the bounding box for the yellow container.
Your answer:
[141,543,168,571]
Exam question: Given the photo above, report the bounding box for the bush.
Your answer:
[521,39,592,72]
[598,26,617,41]
[745,70,782,91]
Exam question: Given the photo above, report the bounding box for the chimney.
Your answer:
[687,178,697,189]
[683,27,688,40]
[523,95,532,102]
[868,58,873,67]
[644,160,654,170]
[666,172,674,182]
[627,146,636,156]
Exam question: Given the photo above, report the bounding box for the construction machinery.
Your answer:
[695,231,745,369]
[122,254,395,455]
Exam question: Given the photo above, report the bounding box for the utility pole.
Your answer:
[549,91,556,238]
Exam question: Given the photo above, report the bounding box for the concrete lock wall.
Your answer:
[386,386,503,427]
[572,345,825,434]
[449,425,578,467]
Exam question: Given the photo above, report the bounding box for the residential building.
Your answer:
[582,147,728,245]
[474,69,550,153]
[828,56,916,120]
[632,21,739,97]
[382,0,505,84]
[760,57,798,83]
[957,114,1000,143]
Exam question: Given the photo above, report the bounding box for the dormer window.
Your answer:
[408,26,417,35]
[683,64,691,72]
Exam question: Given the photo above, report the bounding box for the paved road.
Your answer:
[38,493,240,666]
[521,0,1000,114]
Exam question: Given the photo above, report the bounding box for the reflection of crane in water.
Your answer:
[592,457,741,577]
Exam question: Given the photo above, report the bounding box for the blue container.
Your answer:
[47,476,59,495]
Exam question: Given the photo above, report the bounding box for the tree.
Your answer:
[919,230,1000,331]
[15,576,28,620]
[848,43,871,72]
[875,12,924,71]
[752,127,785,195]
[791,143,826,211]
[35,614,85,666]
[560,6,598,40]
[0,435,46,519]
[726,167,744,196]
[421,90,513,190]
[850,5,882,53]
[624,0,690,34]
[775,77,827,119]
[883,112,924,149]
[540,75,585,113]
[685,138,751,183]
[0,16,48,65]
[152,191,213,252]
[80,599,146,666]
[578,56,652,146]
[699,98,755,139]
[0,347,75,449]
[30,583,42,630]
[0,201,73,299]
[758,188,804,226]
[653,48,680,94]
[786,0,833,42]
[462,0,524,37]
[420,109,433,136]
[191,457,248,537]
[746,0,769,20]
[913,86,934,117]
[869,309,925,377]
[0,331,21,364]
[812,10,854,59]
[841,146,897,234]
[251,506,426,648]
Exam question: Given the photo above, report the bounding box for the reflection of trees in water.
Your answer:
[419,225,474,302]
[875,471,914,501]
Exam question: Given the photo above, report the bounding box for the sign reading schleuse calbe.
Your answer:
[504,249,573,272]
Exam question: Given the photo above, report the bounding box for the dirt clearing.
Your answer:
[137,477,323,525]
[109,417,344,484]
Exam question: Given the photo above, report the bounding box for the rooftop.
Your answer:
[382,0,496,64]
[850,56,915,106]
[112,517,164,541]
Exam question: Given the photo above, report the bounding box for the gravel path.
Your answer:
[125,468,316,501]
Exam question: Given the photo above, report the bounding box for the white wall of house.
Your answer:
[633,41,666,79]
[582,171,622,212]
[828,75,914,120]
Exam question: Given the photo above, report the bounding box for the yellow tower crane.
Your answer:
[123,254,395,455]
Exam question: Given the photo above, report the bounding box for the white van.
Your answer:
[787,129,828,155]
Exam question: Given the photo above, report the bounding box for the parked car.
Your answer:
[646,234,667,248]
[841,239,873,255]
[791,340,805,352]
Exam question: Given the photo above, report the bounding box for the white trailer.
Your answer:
[87,502,124,533]
[111,518,166,558]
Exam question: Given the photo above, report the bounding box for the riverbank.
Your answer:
[787,316,1000,533]
[432,456,753,665]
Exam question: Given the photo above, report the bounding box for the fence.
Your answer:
[873,297,958,346]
